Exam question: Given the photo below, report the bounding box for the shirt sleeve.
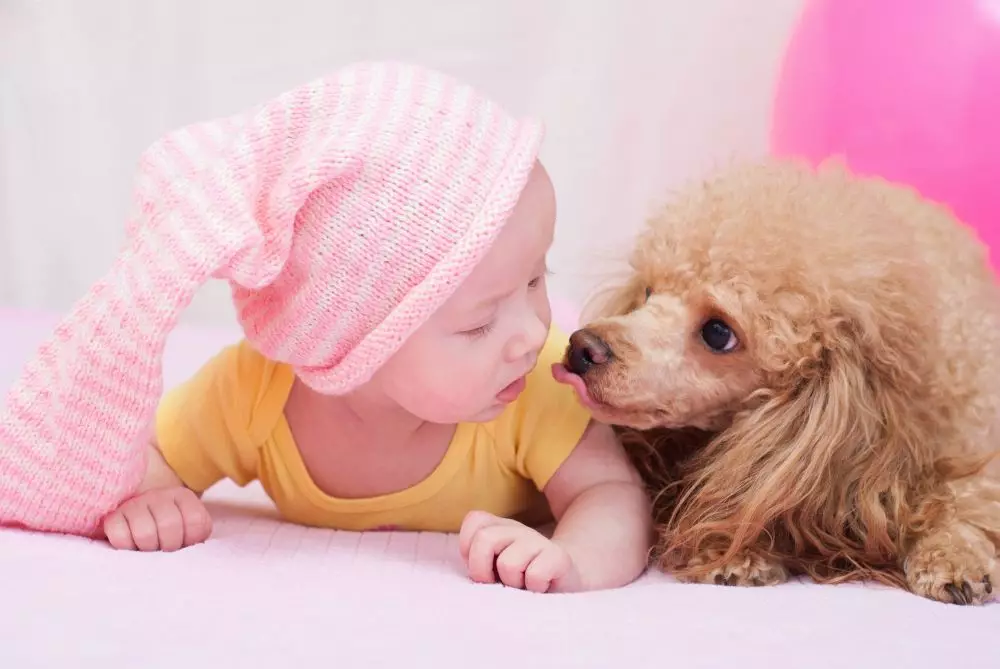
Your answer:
[497,324,594,491]
[154,340,291,493]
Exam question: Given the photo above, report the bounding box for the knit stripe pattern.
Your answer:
[0,61,544,536]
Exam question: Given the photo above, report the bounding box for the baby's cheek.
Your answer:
[410,364,485,420]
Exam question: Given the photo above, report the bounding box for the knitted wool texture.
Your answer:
[0,61,544,536]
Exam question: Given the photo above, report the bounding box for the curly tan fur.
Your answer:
[571,159,1000,604]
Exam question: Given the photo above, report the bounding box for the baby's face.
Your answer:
[372,161,556,423]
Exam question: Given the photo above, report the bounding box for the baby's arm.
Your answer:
[139,439,186,491]
[542,420,652,591]
[101,341,266,551]
[101,440,212,551]
[459,420,651,592]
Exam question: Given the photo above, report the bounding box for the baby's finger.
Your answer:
[496,538,545,590]
[467,526,517,584]
[103,512,137,551]
[458,510,503,560]
[524,546,573,593]
[148,497,185,552]
[174,489,212,546]
[124,502,159,552]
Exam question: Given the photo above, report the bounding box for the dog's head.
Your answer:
[558,160,934,431]
[556,160,956,580]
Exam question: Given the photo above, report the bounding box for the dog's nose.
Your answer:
[567,329,612,375]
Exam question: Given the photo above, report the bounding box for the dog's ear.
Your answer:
[659,311,934,581]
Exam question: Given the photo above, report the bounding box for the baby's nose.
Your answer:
[566,329,612,375]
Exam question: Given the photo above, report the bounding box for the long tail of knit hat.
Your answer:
[0,61,544,536]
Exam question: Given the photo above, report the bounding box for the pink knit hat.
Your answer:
[0,61,544,535]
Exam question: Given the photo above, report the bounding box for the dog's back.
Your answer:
[852,171,1000,462]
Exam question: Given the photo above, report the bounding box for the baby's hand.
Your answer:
[103,486,212,552]
[458,511,579,593]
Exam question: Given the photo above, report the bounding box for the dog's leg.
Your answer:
[904,475,1000,605]
[676,544,789,587]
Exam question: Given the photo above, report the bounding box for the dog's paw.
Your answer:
[905,526,997,605]
[682,548,789,587]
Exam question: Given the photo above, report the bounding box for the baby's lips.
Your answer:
[551,363,598,409]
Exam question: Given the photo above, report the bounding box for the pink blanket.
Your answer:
[0,307,995,668]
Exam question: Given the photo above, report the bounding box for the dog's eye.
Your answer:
[701,319,738,353]
[644,287,653,302]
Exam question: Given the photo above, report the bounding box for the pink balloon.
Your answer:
[771,0,1000,271]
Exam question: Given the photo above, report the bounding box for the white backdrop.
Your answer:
[0,0,803,325]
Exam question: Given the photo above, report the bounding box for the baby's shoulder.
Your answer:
[179,339,295,430]
[196,339,283,390]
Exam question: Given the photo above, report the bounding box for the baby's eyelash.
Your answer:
[528,268,552,289]
[463,322,494,339]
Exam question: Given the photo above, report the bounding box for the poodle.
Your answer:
[553,159,1000,605]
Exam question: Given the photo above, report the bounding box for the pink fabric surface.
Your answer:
[0,307,996,668]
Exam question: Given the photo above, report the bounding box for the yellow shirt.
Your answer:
[155,326,592,533]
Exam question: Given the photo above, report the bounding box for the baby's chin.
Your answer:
[463,401,510,423]
[412,399,508,425]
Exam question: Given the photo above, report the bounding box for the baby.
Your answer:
[0,62,651,593]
